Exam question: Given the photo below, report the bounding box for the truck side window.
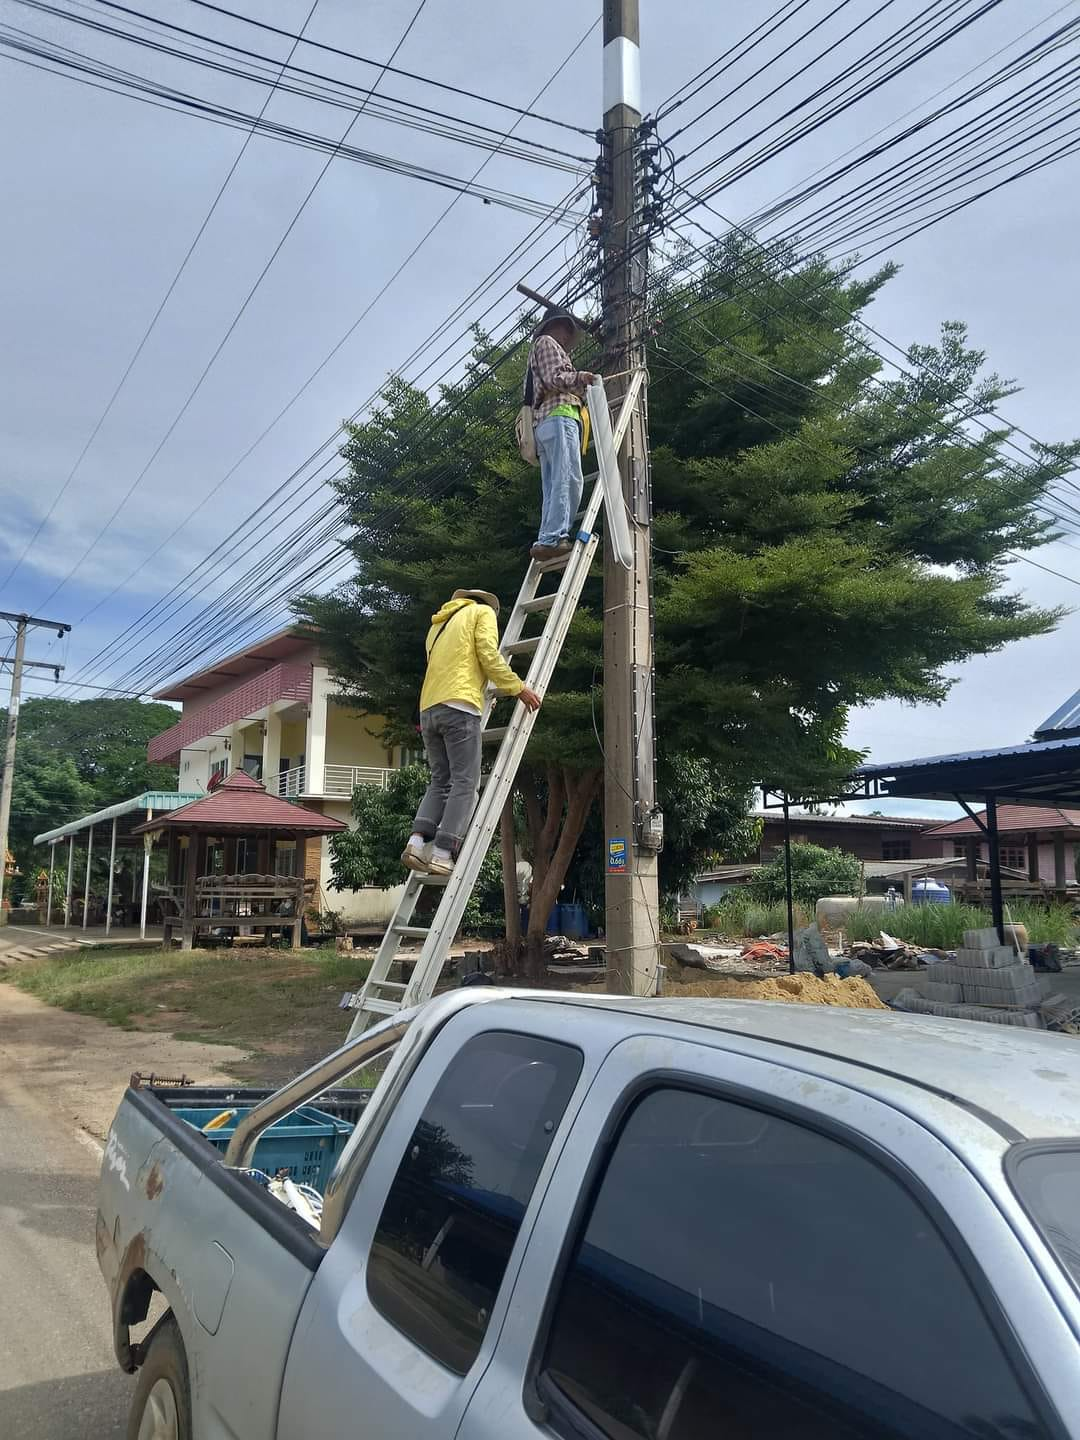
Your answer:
[368,1030,581,1374]
[539,1087,1048,1440]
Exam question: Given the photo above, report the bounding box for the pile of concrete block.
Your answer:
[898,927,1045,1028]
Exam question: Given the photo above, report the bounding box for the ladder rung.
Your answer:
[520,593,558,614]
[417,871,449,886]
[363,996,403,1017]
[535,551,572,573]
[368,979,407,993]
[483,725,509,744]
[392,924,431,939]
[503,637,540,657]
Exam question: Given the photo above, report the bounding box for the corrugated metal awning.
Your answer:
[35,791,201,846]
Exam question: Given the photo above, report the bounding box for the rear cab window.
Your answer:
[368,1030,582,1373]
[1009,1143,1080,1290]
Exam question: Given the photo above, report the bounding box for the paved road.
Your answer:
[0,1069,131,1438]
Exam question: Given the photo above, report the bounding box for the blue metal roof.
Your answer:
[1034,686,1080,740]
[856,732,1080,778]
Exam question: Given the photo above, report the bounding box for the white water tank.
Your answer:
[815,895,887,931]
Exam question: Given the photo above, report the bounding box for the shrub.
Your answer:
[746,843,861,909]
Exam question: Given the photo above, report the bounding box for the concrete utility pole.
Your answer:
[601,0,662,996]
[0,611,71,923]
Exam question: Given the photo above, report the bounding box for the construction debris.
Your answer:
[891,989,1042,1028]
[892,927,1047,1028]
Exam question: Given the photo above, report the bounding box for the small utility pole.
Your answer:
[601,0,661,995]
[0,611,71,922]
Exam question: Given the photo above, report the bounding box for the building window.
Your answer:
[537,1087,1046,1440]
[367,1031,582,1374]
[1001,846,1028,871]
[274,841,297,877]
[882,837,912,861]
[208,758,228,789]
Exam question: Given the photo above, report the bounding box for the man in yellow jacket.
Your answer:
[403,589,541,877]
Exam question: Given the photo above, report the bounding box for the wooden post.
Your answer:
[966,839,978,883]
[257,833,270,876]
[500,800,520,945]
[181,831,199,951]
[1027,832,1040,884]
[105,816,117,936]
[1054,834,1067,892]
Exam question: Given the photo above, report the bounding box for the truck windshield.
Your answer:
[1011,1145,1080,1288]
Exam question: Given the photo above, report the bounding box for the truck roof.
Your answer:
[520,995,1080,1141]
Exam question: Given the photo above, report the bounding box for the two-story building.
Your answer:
[147,628,410,924]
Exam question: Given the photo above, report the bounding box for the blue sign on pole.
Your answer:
[608,837,627,873]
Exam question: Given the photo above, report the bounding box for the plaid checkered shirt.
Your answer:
[528,334,589,423]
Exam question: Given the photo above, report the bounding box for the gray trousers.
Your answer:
[413,704,482,853]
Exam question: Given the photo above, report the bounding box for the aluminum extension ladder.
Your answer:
[342,370,645,1038]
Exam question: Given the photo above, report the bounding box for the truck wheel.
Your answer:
[127,1314,192,1440]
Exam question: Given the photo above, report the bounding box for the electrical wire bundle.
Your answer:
[11,0,1080,702]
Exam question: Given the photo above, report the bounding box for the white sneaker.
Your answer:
[427,850,455,877]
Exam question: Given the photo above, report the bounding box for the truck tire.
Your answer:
[126,1314,192,1440]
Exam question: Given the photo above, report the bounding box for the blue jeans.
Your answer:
[535,415,584,546]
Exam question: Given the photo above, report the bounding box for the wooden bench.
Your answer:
[166,875,316,949]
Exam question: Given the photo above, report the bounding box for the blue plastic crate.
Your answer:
[175,1104,354,1192]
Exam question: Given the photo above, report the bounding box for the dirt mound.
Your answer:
[675,972,887,1010]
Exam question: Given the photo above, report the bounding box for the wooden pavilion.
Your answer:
[132,771,346,950]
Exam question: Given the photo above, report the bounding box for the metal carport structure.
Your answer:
[849,733,1080,941]
[34,790,199,938]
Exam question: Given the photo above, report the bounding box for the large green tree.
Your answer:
[301,235,1073,972]
[1,696,179,899]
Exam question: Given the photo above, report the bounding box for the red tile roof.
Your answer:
[148,661,312,764]
[928,804,1080,837]
[132,771,346,835]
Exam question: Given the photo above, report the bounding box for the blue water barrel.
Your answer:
[544,902,589,938]
[912,878,952,906]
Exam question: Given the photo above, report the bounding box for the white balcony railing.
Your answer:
[323,764,395,797]
[275,764,394,798]
[277,765,306,797]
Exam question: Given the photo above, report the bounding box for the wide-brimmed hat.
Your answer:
[532,308,580,342]
[452,588,500,614]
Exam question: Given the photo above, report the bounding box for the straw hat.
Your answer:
[452,588,500,614]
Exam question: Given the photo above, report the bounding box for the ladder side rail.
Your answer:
[398,532,600,1010]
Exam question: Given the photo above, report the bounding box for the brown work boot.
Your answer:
[531,539,572,562]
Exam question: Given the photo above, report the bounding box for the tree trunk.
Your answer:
[500,798,520,945]
[515,766,601,984]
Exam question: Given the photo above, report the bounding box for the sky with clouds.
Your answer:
[1,0,1078,821]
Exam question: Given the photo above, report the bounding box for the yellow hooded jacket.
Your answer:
[419,598,524,713]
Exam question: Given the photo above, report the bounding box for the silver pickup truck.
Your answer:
[96,988,1080,1440]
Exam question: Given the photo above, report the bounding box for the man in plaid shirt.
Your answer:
[526,311,598,561]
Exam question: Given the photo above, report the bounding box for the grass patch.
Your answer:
[845,900,1078,948]
[2,946,372,1064]
[702,893,810,938]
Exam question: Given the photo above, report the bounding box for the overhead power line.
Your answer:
[95,0,594,136]
[29,0,433,614]
[0,0,322,596]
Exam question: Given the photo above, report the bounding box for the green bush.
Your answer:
[746,843,861,909]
